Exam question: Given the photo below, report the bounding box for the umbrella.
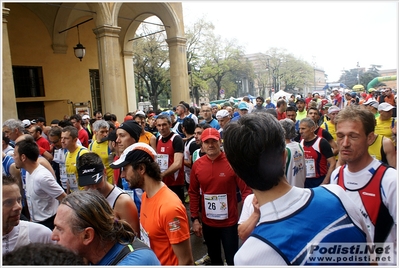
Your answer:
[352,84,364,92]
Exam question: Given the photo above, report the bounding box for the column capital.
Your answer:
[93,25,121,39]
[123,50,134,57]
[3,7,10,23]
[165,36,187,47]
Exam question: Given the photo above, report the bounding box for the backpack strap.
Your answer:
[109,238,150,265]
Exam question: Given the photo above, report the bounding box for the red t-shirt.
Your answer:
[78,128,89,148]
[276,110,286,121]
[36,136,50,152]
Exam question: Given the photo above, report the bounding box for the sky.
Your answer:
[181,1,398,82]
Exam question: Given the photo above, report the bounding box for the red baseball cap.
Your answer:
[201,128,220,142]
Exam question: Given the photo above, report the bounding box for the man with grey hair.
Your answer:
[88,120,114,184]
[3,119,25,145]
[279,119,305,188]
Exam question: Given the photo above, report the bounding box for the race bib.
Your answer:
[53,149,66,164]
[140,223,151,247]
[305,159,316,178]
[67,173,78,191]
[59,163,68,189]
[157,154,169,172]
[204,194,228,220]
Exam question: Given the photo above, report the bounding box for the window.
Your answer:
[13,66,45,97]
[89,69,102,113]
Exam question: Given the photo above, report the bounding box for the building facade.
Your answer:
[3,2,189,123]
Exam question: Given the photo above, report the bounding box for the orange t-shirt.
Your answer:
[140,185,190,265]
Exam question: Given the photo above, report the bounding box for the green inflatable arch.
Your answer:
[367,75,397,90]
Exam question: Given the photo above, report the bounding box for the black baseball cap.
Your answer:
[77,163,104,186]
[100,129,117,143]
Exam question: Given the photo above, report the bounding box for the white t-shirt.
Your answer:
[330,159,397,263]
[2,220,54,255]
[285,142,306,188]
[234,185,371,265]
[25,164,65,222]
[238,193,254,225]
[4,145,14,156]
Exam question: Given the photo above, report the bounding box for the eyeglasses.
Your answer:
[202,110,211,113]
[50,139,60,144]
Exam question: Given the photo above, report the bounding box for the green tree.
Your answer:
[133,24,170,109]
[255,48,313,96]
[199,33,253,100]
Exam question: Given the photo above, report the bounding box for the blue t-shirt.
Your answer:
[201,118,220,130]
[97,241,160,265]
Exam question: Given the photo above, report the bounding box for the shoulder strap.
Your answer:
[358,164,388,226]
[109,239,150,265]
[89,142,93,151]
[285,148,291,177]
[76,147,84,162]
[337,165,346,189]
[324,122,328,132]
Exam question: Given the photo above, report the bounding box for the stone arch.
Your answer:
[52,3,97,54]
[119,2,189,108]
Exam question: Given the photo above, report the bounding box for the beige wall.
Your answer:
[3,3,188,124]
[6,4,98,122]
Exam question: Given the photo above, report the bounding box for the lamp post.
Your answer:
[235,80,242,97]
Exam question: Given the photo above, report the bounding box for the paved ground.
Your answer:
[185,203,209,263]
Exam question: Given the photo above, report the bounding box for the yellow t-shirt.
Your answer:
[321,120,337,141]
[89,140,114,184]
[368,134,383,161]
[65,146,89,191]
[375,117,396,144]
[139,131,155,146]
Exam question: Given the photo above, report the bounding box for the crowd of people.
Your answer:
[1,87,397,265]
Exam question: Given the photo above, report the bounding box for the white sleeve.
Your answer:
[381,168,397,224]
[27,222,55,244]
[38,168,65,199]
[238,193,254,225]
[234,236,287,265]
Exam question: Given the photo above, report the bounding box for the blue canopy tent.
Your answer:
[321,83,348,97]
[322,83,347,90]
[246,94,256,102]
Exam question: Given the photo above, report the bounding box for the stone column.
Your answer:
[123,50,137,112]
[166,37,189,106]
[93,25,127,121]
[2,7,18,121]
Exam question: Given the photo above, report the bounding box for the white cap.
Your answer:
[216,109,230,119]
[135,110,146,116]
[22,119,31,128]
[82,115,90,120]
[363,99,379,108]
[378,102,394,112]
[328,106,341,114]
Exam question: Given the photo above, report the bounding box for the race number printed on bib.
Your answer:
[157,154,169,172]
[305,159,316,178]
[204,194,228,220]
